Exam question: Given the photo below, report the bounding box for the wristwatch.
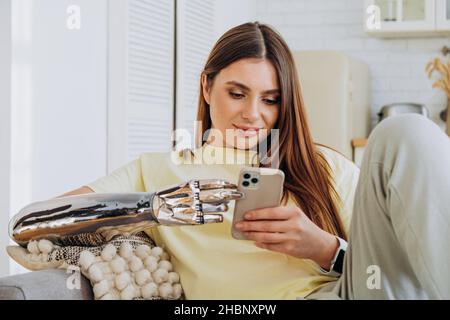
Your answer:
[319,236,347,277]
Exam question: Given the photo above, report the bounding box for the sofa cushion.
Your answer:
[0,269,93,300]
[0,286,25,300]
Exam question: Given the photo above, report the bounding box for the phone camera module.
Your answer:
[242,181,250,187]
[251,178,258,184]
[243,173,251,179]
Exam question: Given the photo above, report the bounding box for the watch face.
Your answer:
[332,249,345,274]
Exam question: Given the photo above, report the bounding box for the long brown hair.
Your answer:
[196,22,347,240]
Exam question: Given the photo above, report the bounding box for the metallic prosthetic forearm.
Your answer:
[9,179,242,247]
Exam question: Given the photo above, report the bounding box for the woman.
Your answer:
[23,22,450,299]
[59,22,359,299]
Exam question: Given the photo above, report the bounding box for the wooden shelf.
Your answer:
[351,138,368,148]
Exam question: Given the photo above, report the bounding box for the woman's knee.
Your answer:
[367,114,442,153]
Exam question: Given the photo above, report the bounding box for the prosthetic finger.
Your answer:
[200,203,229,213]
[192,179,239,191]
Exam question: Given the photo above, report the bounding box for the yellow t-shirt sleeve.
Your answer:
[319,147,360,234]
[85,158,146,193]
[336,161,360,234]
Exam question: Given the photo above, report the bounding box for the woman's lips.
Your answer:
[232,124,261,137]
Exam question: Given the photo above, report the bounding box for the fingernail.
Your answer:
[244,212,252,219]
[235,222,243,229]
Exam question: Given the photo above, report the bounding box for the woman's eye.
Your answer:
[229,92,245,99]
[263,98,280,105]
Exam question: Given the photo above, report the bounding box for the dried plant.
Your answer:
[426,57,450,99]
[427,55,450,133]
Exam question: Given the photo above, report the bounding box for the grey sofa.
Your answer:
[0,269,93,300]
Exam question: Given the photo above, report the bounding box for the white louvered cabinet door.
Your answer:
[108,0,175,171]
[175,0,215,149]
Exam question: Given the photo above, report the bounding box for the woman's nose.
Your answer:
[241,99,261,122]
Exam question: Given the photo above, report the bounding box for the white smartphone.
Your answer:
[231,166,285,240]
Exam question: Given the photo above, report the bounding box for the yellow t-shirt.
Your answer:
[86,143,360,299]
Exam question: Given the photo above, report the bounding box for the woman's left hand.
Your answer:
[234,206,339,270]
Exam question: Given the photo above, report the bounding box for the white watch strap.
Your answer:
[318,236,347,277]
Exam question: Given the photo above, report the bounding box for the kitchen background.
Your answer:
[1,0,449,276]
[256,0,450,128]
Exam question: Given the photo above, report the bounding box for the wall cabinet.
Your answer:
[365,0,450,37]
[436,0,450,29]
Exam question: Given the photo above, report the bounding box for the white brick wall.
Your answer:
[255,0,450,130]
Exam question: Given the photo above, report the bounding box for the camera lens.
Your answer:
[251,178,258,184]
[243,173,251,179]
[242,181,250,187]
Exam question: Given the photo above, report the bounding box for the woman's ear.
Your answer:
[201,74,211,105]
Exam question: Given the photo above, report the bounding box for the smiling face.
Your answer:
[201,58,280,150]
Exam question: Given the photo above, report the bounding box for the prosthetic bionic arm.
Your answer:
[9,179,242,247]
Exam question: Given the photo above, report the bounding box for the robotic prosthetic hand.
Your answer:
[7,179,242,271]
[9,179,243,246]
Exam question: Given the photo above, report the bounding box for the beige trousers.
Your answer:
[308,114,450,299]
